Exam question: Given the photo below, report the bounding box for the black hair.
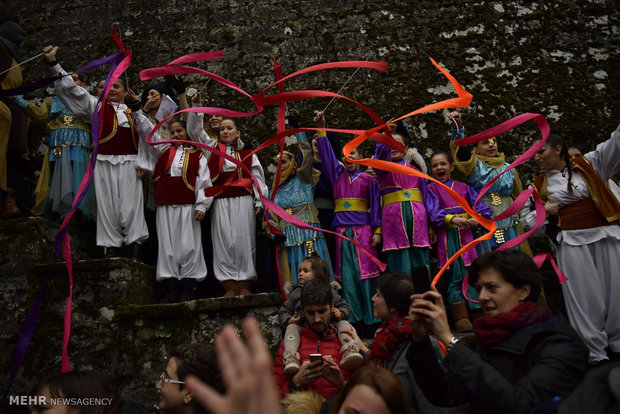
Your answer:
[301,279,333,307]
[377,273,414,317]
[546,131,573,193]
[301,253,330,284]
[33,371,121,414]
[170,119,187,130]
[468,250,542,303]
[115,76,128,90]
[170,343,223,394]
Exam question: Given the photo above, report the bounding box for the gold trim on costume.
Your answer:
[334,198,369,212]
[382,189,422,206]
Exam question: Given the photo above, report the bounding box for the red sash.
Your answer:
[207,143,254,198]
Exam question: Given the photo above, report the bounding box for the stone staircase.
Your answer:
[0,217,282,409]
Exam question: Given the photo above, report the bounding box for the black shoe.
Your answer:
[104,246,122,258]
[179,279,198,302]
[160,279,181,304]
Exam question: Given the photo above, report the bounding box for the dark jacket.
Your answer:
[384,338,446,414]
[407,314,588,414]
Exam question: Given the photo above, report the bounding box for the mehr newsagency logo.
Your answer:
[9,395,113,406]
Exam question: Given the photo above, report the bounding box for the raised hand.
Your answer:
[185,317,281,414]
[42,45,59,62]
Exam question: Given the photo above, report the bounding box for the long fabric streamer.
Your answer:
[10,41,560,392]
[5,27,131,395]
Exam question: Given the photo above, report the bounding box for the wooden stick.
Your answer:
[321,67,361,113]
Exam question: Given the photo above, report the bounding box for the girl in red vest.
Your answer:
[43,45,150,259]
[187,95,268,297]
[133,112,212,303]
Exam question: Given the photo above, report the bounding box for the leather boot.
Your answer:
[160,279,181,304]
[221,280,238,297]
[238,281,252,296]
[1,188,20,219]
[451,302,473,332]
[179,279,198,302]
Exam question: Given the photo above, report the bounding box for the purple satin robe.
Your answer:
[428,178,492,267]
[373,143,441,251]
[317,136,381,279]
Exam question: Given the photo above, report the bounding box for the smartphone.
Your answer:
[411,266,433,302]
[309,354,323,363]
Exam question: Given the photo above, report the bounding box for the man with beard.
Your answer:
[156,343,223,414]
[273,279,354,399]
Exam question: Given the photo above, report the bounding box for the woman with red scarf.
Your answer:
[408,250,588,414]
[345,272,445,414]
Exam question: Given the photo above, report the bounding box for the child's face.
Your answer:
[476,138,498,157]
[391,134,406,161]
[297,260,315,284]
[97,80,106,97]
[219,119,240,144]
[279,154,297,173]
[208,114,223,131]
[106,80,128,103]
[146,89,162,110]
[170,122,189,141]
[430,154,454,183]
[342,148,361,173]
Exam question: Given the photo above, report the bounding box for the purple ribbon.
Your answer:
[0,52,123,97]
[3,51,126,397]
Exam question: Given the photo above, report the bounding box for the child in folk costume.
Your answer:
[278,255,362,376]
[266,118,334,287]
[428,151,492,332]
[449,111,531,255]
[314,112,382,326]
[187,99,268,297]
[372,128,441,275]
[133,112,212,303]
[43,45,149,259]
[13,72,94,219]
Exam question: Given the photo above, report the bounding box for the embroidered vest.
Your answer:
[532,157,620,230]
[97,102,138,155]
[152,145,202,205]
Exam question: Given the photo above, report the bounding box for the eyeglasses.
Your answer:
[159,371,185,385]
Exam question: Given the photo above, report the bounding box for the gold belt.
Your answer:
[382,189,422,206]
[62,115,76,126]
[487,192,503,206]
[335,198,369,212]
[493,220,520,244]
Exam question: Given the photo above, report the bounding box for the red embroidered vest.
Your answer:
[97,102,138,155]
[152,145,202,205]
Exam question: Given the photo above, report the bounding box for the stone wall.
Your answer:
[0,221,283,408]
[4,0,619,193]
